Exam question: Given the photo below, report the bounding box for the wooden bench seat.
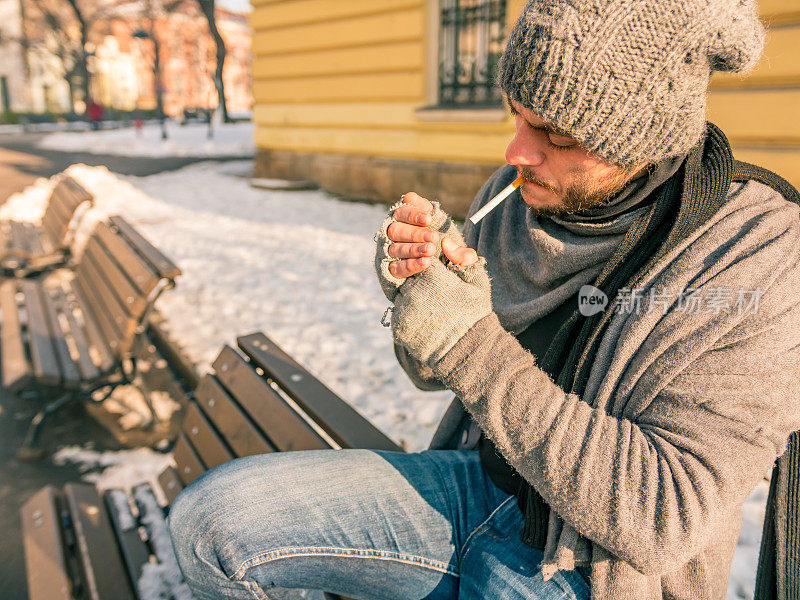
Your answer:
[22,332,403,599]
[2,215,181,457]
[21,482,175,600]
[171,331,402,487]
[1,176,93,277]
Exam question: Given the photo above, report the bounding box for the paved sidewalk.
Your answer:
[0,131,252,204]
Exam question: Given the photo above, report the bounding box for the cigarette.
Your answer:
[469,175,525,224]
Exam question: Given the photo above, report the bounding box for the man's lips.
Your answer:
[521,179,558,194]
[516,168,559,194]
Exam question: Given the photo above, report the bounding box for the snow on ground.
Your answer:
[0,161,453,451]
[3,162,768,599]
[53,446,174,503]
[36,121,255,157]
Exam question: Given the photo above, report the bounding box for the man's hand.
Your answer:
[374,194,492,368]
[386,192,479,279]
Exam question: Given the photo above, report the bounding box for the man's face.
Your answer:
[505,99,649,217]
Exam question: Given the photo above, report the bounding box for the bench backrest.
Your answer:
[41,176,93,250]
[72,215,180,362]
[169,332,402,489]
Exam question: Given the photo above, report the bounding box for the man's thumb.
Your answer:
[441,238,479,266]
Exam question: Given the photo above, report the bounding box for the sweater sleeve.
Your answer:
[433,212,800,576]
[393,342,447,391]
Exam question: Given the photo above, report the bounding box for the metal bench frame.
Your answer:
[1,215,181,459]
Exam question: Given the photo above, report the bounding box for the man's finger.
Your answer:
[387,222,439,244]
[393,203,432,227]
[389,257,432,278]
[401,192,434,213]
[388,242,436,259]
[441,238,479,266]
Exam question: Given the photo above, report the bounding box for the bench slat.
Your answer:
[41,190,69,248]
[238,333,403,452]
[195,374,276,456]
[42,211,64,252]
[9,220,33,256]
[39,223,56,255]
[23,222,47,257]
[173,432,206,485]
[60,176,93,209]
[183,402,235,469]
[42,177,91,249]
[69,282,116,373]
[104,489,151,595]
[110,215,181,280]
[51,176,91,218]
[74,269,127,356]
[84,237,147,317]
[157,466,184,506]
[0,221,9,256]
[64,483,137,600]
[95,222,160,297]
[52,284,101,381]
[0,280,32,389]
[213,345,331,452]
[76,252,132,343]
[19,279,62,386]
[40,283,82,385]
[20,486,74,600]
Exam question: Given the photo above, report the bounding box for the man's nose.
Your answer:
[505,130,546,167]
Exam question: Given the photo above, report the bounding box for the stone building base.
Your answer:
[254,149,503,219]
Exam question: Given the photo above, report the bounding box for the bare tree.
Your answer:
[63,0,89,103]
[132,0,183,138]
[25,0,84,112]
[196,0,229,122]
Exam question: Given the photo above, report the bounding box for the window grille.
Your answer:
[438,0,507,108]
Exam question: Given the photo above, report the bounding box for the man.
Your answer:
[169,1,800,599]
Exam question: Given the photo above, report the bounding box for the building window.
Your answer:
[438,0,507,108]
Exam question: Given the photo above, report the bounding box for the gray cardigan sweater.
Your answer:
[407,179,800,599]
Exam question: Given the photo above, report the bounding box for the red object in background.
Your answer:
[87,100,104,129]
[133,118,143,135]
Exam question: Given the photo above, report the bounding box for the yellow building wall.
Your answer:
[252,0,799,186]
[251,0,525,167]
[708,0,800,187]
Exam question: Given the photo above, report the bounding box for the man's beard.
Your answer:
[517,165,645,218]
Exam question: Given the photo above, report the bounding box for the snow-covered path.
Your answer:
[36,121,255,157]
[0,161,452,451]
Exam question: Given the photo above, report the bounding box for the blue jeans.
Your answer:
[168,449,591,600]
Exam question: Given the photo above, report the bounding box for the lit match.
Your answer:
[469,175,525,224]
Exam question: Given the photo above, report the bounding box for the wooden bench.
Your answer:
[1,215,181,459]
[0,175,93,277]
[21,331,402,600]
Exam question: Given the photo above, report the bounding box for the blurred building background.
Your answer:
[0,0,252,119]
[250,0,800,217]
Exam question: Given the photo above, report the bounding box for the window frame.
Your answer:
[415,0,508,122]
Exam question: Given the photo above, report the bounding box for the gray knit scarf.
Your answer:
[462,157,683,335]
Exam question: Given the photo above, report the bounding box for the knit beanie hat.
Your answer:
[497,0,766,166]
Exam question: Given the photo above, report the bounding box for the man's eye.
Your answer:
[547,132,578,148]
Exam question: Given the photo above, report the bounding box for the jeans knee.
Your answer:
[168,480,208,583]
[168,455,287,585]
